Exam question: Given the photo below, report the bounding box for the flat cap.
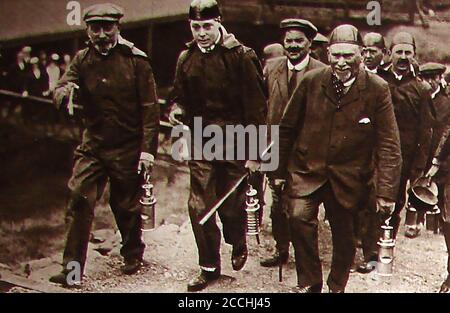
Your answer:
[329,24,362,46]
[419,62,447,77]
[390,32,416,50]
[263,43,284,59]
[280,18,318,40]
[83,3,124,23]
[189,0,221,21]
[313,33,329,44]
[363,32,386,49]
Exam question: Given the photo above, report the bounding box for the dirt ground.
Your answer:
[1,159,448,293]
[2,18,450,291]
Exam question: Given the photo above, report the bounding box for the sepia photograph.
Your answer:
[0,0,449,300]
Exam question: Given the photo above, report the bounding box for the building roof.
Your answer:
[0,0,191,44]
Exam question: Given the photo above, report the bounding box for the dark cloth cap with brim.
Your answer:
[313,33,329,44]
[419,62,447,77]
[390,32,416,50]
[329,24,362,46]
[280,18,318,41]
[363,32,386,49]
[83,3,124,23]
[189,0,222,21]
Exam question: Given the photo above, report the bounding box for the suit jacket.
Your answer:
[173,31,267,160]
[265,55,325,127]
[7,62,28,93]
[378,68,435,181]
[273,67,402,210]
[54,37,160,155]
[25,69,49,97]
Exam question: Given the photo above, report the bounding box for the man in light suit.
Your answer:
[271,24,402,292]
[260,18,325,268]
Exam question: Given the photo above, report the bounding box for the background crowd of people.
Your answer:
[0,46,72,98]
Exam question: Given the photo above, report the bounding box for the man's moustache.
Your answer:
[287,48,302,53]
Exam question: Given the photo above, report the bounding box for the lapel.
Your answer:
[306,57,317,72]
[321,67,367,109]
[273,58,289,102]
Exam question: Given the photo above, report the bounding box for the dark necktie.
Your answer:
[331,74,346,101]
[288,70,298,97]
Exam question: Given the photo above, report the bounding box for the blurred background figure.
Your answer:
[262,43,284,68]
[46,53,61,92]
[21,46,32,64]
[60,54,72,75]
[407,0,436,28]
[7,49,28,93]
[310,33,329,64]
[25,57,50,98]
[39,50,48,70]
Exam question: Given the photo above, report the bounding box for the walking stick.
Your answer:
[199,141,275,226]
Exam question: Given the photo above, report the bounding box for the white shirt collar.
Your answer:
[197,33,222,54]
[431,85,441,99]
[287,55,310,72]
[343,76,356,87]
[365,66,377,74]
[390,63,416,81]
[33,68,41,79]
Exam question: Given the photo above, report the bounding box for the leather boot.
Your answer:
[187,269,221,292]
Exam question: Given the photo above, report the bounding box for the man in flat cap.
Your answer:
[427,124,450,293]
[49,3,160,287]
[311,33,329,65]
[260,18,325,269]
[271,24,401,292]
[170,0,266,292]
[262,43,284,68]
[362,32,389,74]
[415,63,450,239]
[378,32,435,239]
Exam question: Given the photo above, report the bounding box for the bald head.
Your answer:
[362,32,386,71]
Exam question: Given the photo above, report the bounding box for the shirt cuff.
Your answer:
[140,152,155,163]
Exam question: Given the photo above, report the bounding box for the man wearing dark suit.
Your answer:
[404,63,450,239]
[356,32,391,274]
[7,50,28,94]
[260,18,325,268]
[362,32,390,74]
[272,24,402,293]
[378,32,435,239]
[427,124,450,293]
